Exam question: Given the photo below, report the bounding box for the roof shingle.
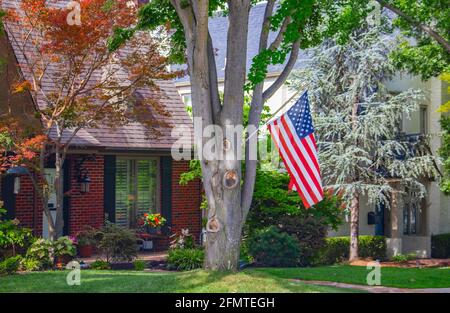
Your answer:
[1,0,192,151]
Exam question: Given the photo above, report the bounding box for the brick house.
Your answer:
[0,0,201,250]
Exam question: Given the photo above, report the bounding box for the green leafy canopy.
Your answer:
[108,0,374,88]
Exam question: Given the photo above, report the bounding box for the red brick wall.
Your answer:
[170,160,202,243]
[15,175,40,234]
[67,155,104,235]
[13,156,202,246]
[13,155,104,236]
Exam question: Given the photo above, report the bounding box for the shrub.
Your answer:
[53,236,76,258]
[0,216,34,258]
[246,170,344,266]
[76,226,99,246]
[97,222,138,263]
[167,248,204,271]
[431,233,450,258]
[90,259,111,270]
[239,236,254,264]
[133,260,146,271]
[278,215,327,266]
[391,253,416,263]
[170,228,195,249]
[20,258,40,272]
[25,238,54,270]
[248,170,344,232]
[247,226,300,267]
[0,255,22,275]
[314,236,387,265]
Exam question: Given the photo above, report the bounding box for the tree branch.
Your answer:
[221,0,251,120]
[207,31,221,121]
[259,0,276,51]
[268,16,291,51]
[376,0,450,53]
[262,39,300,102]
[241,0,277,214]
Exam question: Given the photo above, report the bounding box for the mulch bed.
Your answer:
[349,258,450,268]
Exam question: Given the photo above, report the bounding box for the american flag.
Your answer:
[268,91,323,208]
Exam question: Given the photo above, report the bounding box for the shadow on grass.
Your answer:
[0,269,359,293]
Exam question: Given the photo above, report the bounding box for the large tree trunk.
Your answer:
[170,0,301,270]
[349,192,359,262]
[203,158,243,270]
[170,0,250,271]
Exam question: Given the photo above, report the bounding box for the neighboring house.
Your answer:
[175,2,450,258]
[0,1,202,250]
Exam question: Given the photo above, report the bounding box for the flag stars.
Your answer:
[287,92,314,138]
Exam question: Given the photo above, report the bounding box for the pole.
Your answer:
[246,90,304,142]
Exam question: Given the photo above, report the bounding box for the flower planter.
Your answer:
[78,244,94,258]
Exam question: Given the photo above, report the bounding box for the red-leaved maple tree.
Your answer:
[0,0,178,239]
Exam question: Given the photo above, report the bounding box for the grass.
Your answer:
[257,266,450,289]
[1,265,449,292]
[0,269,360,293]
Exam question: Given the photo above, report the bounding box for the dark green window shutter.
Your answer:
[1,175,16,220]
[160,156,172,235]
[63,159,71,235]
[104,155,116,223]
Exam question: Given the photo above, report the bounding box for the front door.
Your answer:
[115,158,158,228]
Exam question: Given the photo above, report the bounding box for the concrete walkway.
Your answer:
[292,279,450,293]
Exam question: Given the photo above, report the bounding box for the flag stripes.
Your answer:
[267,91,323,208]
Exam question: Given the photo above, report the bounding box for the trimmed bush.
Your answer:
[248,226,300,267]
[391,253,416,263]
[167,248,204,271]
[314,236,386,265]
[133,260,146,271]
[0,255,22,275]
[431,233,450,258]
[90,260,111,270]
[97,222,138,263]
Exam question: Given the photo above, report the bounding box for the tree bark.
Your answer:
[349,192,359,261]
[54,148,65,238]
[349,94,360,262]
[171,0,298,271]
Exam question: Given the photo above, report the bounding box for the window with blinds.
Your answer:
[115,158,158,228]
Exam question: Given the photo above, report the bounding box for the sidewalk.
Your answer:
[292,279,450,293]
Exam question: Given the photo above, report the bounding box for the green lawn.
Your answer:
[0,269,359,293]
[257,266,450,289]
[1,265,449,292]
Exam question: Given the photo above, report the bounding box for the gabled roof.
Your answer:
[1,0,192,152]
[175,2,309,84]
